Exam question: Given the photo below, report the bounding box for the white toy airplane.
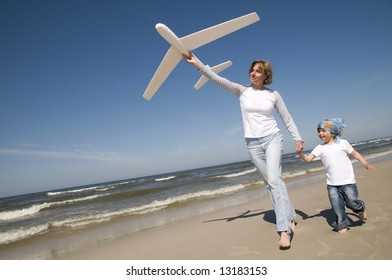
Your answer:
[143,12,260,100]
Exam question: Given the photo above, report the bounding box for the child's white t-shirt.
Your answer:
[311,139,355,186]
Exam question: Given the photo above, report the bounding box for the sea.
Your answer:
[1,136,391,259]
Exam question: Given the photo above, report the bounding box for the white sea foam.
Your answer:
[307,166,325,172]
[95,185,119,192]
[0,224,49,244]
[47,185,104,196]
[216,168,257,178]
[0,203,51,221]
[365,150,392,159]
[155,176,176,182]
[347,150,392,165]
[284,170,307,178]
[51,216,113,228]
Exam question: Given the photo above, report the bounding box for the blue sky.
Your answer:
[1,0,391,198]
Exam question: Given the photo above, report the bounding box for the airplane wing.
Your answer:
[143,46,182,101]
[180,12,260,50]
[194,61,233,90]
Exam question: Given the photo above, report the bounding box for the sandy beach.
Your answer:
[61,159,392,260]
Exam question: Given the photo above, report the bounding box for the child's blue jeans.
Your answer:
[327,183,365,231]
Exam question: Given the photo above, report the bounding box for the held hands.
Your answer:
[296,141,304,154]
[296,142,315,163]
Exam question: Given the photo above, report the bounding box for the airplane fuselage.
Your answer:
[155,23,189,55]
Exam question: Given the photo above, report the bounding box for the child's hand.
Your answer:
[363,163,373,170]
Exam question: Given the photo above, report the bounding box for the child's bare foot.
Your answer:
[359,211,367,220]
[278,231,291,249]
[338,228,348,234]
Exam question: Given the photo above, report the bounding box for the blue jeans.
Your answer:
[327,184,365,231]
[246,132,296,233]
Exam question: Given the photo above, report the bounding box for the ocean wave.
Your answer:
[155,176,177,182]
[216,168,257,178]
[35,184,247,231]
[0,204,165,244]
[347,150,392,165]
[0,194,106,221]
[365,150,392,159]
[307,166,325,172]
[283,170,307,178]
[0,203,51,221]
[0,224,49,244]
[6,184,248,243]
[47,185,105,196]
[1,183,242,243]
[95,185,120,192]
[352,136,392,147]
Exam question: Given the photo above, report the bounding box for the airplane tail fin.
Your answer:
[194,61,233,90]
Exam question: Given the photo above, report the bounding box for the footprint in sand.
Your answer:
[230,245,264,257]
[361,203,391,230]
[315,237,333,257]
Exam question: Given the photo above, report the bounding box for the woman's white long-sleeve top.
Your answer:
[200,65,303,141]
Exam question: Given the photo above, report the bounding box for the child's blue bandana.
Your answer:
[317,118,346,143]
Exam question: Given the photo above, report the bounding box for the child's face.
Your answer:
[317,128,334,144]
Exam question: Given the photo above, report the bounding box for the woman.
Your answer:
[184,53,303,249]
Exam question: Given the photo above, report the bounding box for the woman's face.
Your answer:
[249,64,265,88]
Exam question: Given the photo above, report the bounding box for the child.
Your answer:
[297,118,373,234]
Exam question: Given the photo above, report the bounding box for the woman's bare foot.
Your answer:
[338,228,348,234]
[359,211,367,220]
[278,231,291,249]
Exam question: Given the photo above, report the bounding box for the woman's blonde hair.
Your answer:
[249,60,273,85]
